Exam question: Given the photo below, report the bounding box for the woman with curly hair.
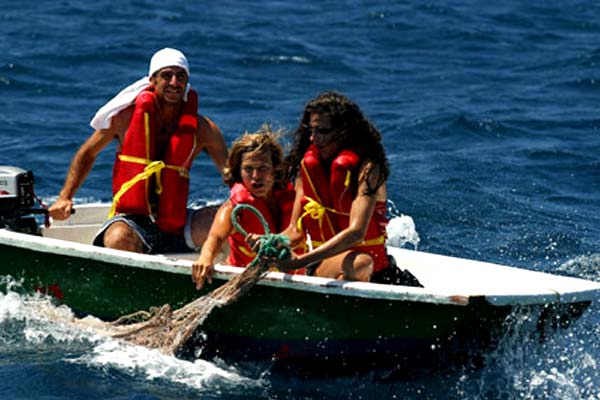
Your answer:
[191,125,298,289]
[279,91,395,283]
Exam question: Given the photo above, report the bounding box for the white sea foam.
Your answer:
[0,278,265,391]
[386,214,420,249]
[72,340,263,390]
[557,253,600,282]
[454,303,600,400]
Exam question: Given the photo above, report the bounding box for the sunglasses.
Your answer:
[303,124,336,136]
[158,70,188,82]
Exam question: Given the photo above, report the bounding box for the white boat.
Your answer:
[0,169,598,371]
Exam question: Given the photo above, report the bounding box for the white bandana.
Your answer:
[90,48,191,130]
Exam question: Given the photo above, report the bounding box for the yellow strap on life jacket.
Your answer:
[118,155,190,184]
[299,160,341,238]
[297,196,348,232]
[239,245,255,258]
[108,157,189,219]
[344,170,352,188]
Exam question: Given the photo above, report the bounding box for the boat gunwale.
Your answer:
[1,227,598,307]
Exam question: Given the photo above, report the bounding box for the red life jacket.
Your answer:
[227,182,304,274]
[299,144,389,272]
[110,88,198,234]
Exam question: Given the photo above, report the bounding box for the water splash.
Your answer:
[454,304,599,399]
[556,253,600,282]
[72,341,263,391]
[387,215,421,249]
[386,199,421,249]
[0,277,266,392]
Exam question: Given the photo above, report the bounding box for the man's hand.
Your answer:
[48,198,74,221]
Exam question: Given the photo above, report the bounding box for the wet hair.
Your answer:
[223,124,286,190]
[285,91,389,194]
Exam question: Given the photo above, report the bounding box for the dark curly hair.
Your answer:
[285,91,389,195]
[223,124,287,190]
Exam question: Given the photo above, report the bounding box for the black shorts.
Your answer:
[92,214,194,254]
[370,255,423,287]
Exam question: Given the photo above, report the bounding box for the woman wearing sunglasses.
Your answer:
[278,91,395,283]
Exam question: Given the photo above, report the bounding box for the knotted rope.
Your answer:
[85,203,291,356]
[230,203,291,268]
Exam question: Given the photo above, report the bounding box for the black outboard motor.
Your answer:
[0,166,47,235]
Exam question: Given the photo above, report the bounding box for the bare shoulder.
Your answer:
[110,106,135,141]
[198,115,220,131]
[195,116,227,171]
[358,160,387,199]
[218,198,234,214]
[215,199,235,230]
[358,159,380,181]
[197,115,223,143]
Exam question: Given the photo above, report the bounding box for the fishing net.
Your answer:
[83,204,291,355]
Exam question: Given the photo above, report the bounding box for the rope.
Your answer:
[95,202,291,355]
[230,203,292,265]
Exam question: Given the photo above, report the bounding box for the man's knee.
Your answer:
[103,221,144,252]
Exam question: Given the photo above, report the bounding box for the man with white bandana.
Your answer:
[49,48,228,254]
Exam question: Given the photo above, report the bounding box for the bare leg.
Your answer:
[314,250,373,282]
[188,204,221,248]
[103,221,145,252]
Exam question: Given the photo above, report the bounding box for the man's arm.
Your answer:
[48,108,130,220]
[197,116,228,174]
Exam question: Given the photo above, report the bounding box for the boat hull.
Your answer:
[0,240,591,369]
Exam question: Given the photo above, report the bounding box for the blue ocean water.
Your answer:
[1,0,599,398]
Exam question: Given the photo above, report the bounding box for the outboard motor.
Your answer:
[0,166,47,235]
